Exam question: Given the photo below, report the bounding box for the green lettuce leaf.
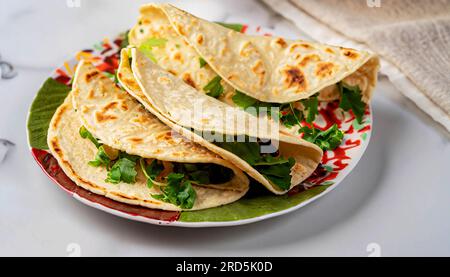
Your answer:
[27,78,71,150]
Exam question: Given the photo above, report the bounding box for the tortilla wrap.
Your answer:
[117,48,323,195]
[47,61,249,211]
[129,3,379,104]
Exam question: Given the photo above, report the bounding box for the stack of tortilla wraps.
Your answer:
[47,3,379,211]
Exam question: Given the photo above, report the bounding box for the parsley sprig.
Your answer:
[152,173,197,209]
[339,82,366,123]
[299,124,344,151]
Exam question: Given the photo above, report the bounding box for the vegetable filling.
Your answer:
[79,126,235,209]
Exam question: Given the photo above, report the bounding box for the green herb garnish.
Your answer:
[139,37,167,63]
[152,173,197,209]
[140,159,164,188]
[79,126,101,148]
[339,82,366,124]
[299,124,344,151]
[105,157,138,184]
[301,95,319,123]
[88,145,111,167]
[203,76,224,98]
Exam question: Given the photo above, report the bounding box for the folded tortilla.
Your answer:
[47,61,249,211]
[129,3,379,104]
[117,48,323,195]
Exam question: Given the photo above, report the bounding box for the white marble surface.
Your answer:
[0,0,449,257]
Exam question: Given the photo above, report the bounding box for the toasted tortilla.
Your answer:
[117,48,323,195]
[47,62,249,211]
[129,3,379,104]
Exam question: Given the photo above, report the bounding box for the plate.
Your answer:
[27,24,372,227]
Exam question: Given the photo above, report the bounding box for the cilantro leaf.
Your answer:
[339,82,366,124]
[139,37,167,63]
[203,76,224,98]
[301,95,319,123]
[152,173,197,209]
[88,145,111,168]
[140,159,164,188]
[105,158,137,184]
[279,103,302,129]
[199,57,207,68]
[299,124,344,151]
[79,126,101,148]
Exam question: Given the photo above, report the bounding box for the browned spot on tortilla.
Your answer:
[120,102,129,111]
[300,43,313,49]
[182,73,196,89]
[128,137,143,143]
[115,93,126,100]
[85,71,99,83]
[315,62,335,78]
[50,138,62,157]
[299,54,321,67]
[142,199,161,205]
[275,38,287,48]
[132,115,150,124]
[122,78,141,91]
[81,106,90,113]
[176,24,185,35]
[197,34,204,45]
[251,60,266,85]
[95,112,118,123]
[294,53,302,60]
[326,48,335,54]
[168,69,178,76]
[87,89,95,99]
[52,104,67,129]
[283,67,307,91]
[109,192,139,201]
[102,101,118,112]
[173,52,184,63]
[342,48,359,59]
[142,19,151,24]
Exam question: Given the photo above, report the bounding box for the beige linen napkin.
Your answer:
[263,0,450,132]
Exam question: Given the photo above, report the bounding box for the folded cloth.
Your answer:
[262,0,450,132]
